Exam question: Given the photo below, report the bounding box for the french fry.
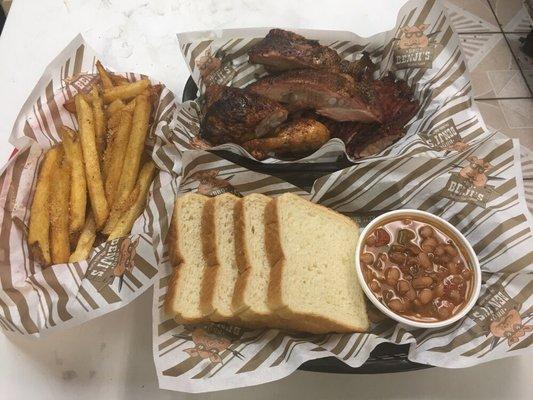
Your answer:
[103,94,151,234]
[63,97,77,114]
[90,87,106,158]
[104,110,133,205]
[102,79,150,103]
[95,60,114,90]
[108,161,156,240]
[69,214,96,263]
[107,99,125,116]
[107,99,136,131]
[75,94,109,229]
[110,73,130,86]
[58,126,87,234]
[28,146,63,266]
[49,159,71,264]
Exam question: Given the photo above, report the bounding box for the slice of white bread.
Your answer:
[266,193,369,334]
[200,193,241,322]
[165,193,213,323]
[233,193,281,326]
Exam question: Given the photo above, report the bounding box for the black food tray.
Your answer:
[182,76,430,374]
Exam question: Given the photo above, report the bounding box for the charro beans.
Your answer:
[360,217,473,322]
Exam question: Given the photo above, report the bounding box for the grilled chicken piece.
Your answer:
[248,69,382,123]
[248,29,376,80]
[202,85,288,145]
[242,118,330,160]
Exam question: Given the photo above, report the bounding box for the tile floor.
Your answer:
[0,0,532,149]
[445,0,533,149]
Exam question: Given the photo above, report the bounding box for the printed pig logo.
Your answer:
[459,156,492,188]
[490,309,532,346]
[440,156,497,208]
[470,284,532,349]
[85,237,139,292]
[398,24,430,49]
[196,48,238,88]
[191,169,242,197]
[174,325,244,364]
[393,24,440,70]
[419,119,469,152]
[196,48,222,80]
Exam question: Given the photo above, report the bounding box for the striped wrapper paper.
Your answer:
[0,35,176,336]
[170,0,492,164]
[151,138,533,392]
[150,0,533,392]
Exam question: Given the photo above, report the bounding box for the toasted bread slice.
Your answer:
[200,193,241,322]
[266,193,369,333]
[233,193,281,326]
[165,193,213,323]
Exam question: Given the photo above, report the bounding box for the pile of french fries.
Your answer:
[28,61,159,267]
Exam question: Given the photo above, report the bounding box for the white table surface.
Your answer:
[0,0,531,399]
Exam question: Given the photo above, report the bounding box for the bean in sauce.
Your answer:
[360,217,473,322]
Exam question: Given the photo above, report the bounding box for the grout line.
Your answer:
[457,31,532,35]
[502,31,533,96]
[485,0,533,97]
[484,0,505,33]
[475,96,533,101]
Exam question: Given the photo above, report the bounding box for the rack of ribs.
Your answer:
[247,69,382,123]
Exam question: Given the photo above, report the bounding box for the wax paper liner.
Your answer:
[151,135,532,393]
[0,35,176,336]
[168,0,491,164]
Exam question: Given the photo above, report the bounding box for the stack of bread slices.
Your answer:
[165,192,369,334]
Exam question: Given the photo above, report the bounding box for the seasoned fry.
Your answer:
[108,161,156,240]
[58,126,87,234]
[63,97,77,114]
[90,87,106,158]
[107,99,125,116]
[49,160,71,264]
[28,146,63,266]
[110,74,130,86]
[102,79,150,103]
[75,94,109,229]
[103,94,151,234]
[107,99,136,131]
[104,110,133,205]
[69,214,97,263]
[96,60,114,90]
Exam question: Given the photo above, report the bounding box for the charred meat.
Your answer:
[248,29,376,80]
[248,69,382,123]
[202,85,288,145]
[371,73,419,124]
[200,30,420,160]
[242,118,330,160]
[329,80,419,158]
[248,29,342,73]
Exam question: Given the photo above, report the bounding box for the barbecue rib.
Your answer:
[248,29,375,80]
[328,74,420,158]
[248,29,341,73]
[202,85,288,145]
[247,69,382,123]
[242,118,330,160]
